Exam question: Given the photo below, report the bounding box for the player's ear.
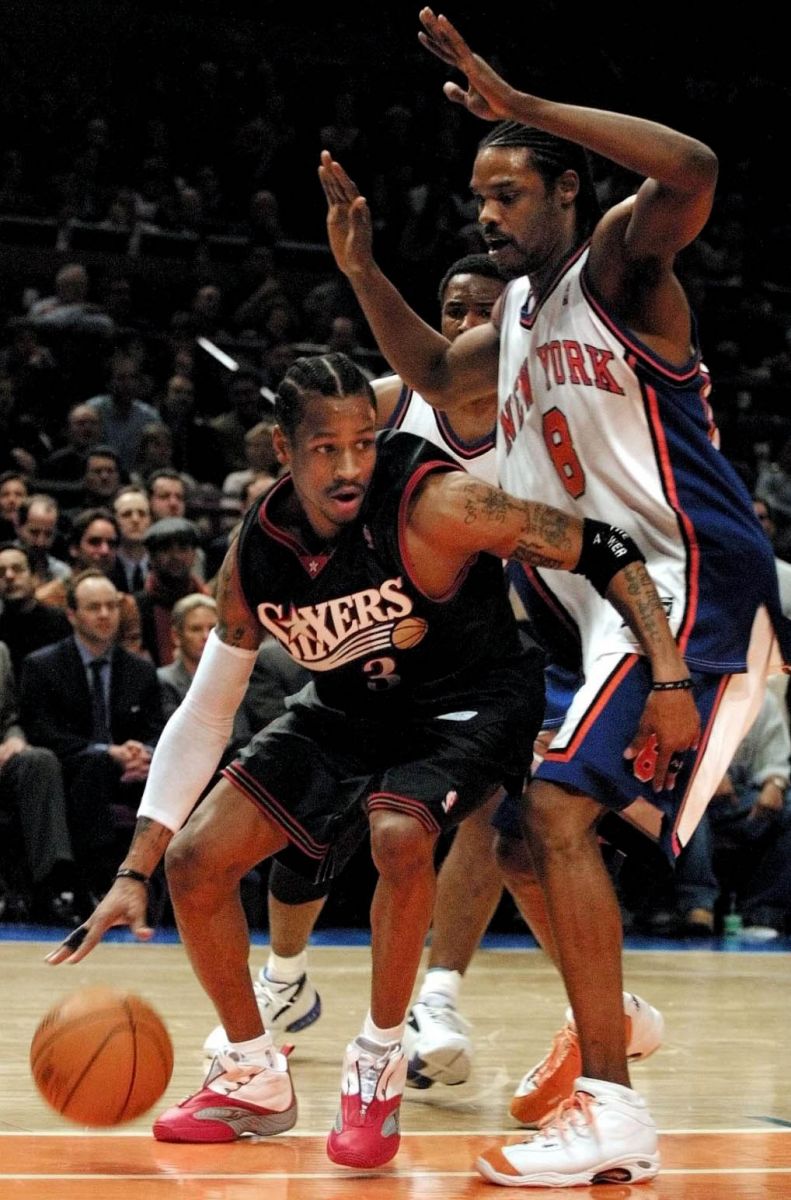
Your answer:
[272,425,290,469]
[556,169,580,209]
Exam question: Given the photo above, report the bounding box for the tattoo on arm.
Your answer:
[610,562,667,650]
[213,543,254,648]
[461,484,575,568]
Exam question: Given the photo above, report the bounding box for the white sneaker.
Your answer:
[154,1045,297,1143]
[202,968,321,1062]
[402,998,473,1089]
[478,1077,659,1186]
[510,992,663,1127]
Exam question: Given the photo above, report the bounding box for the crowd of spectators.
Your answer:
[0,3,789,935]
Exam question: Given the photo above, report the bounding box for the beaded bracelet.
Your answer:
[115,867,150,885]
[651,678,693,692]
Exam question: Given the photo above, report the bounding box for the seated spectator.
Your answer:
[209,367,269,476]
[156,373,223,485]
[112,485,152,593]
[86,350,159,473]
[131,422,197,492]
[146,467,188,520]
[63,445,124,519]
[0,543,71,678]
[0,470,29,540]
[221,419,279,501]
[136,517,210,666]
[20,570,165,900]
[38,402,102,485]
[35,508,142,655]
[16,494,71,587]
[0,639,79,925]
[157,593,217,720]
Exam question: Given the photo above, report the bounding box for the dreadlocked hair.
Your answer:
[480,121,602,239]
[275,352,376,438]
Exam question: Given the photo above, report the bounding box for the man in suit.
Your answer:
[20,569,164,898]
[0,639,79,923]
[34,508,142,654]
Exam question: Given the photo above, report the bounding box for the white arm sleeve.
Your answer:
[137,628,258,832]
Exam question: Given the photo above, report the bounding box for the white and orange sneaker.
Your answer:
[479,1077,660,1187]
[326,1037,407,1168]
[153,1045,297,1143]
[510,993,664,1127]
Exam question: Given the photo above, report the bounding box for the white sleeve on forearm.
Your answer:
[137,628,258,832]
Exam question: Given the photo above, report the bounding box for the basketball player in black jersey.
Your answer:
[46,353,698,1171]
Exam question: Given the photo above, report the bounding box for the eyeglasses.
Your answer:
[85,536,119,547]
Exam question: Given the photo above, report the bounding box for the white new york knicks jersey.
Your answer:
[386,382,497,485]
[497,244,788,674]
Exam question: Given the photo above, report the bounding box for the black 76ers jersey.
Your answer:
[236,430,532,717]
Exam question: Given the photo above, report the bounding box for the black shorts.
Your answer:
[222,664,542,885]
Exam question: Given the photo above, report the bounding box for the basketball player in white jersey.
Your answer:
[203,254,516,1090]
[317,8,791,1187]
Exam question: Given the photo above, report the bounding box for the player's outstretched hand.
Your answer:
[318,150,374,277]
[418,8,520,122]
[623,689,701,793]
[44,878,154,966]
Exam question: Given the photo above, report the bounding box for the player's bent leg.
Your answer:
[327,810,436,1169]
[157,778,298,1143]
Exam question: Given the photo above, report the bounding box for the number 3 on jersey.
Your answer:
[543,407,585,499]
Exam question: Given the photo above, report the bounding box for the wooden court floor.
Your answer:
[1,937,790,1197]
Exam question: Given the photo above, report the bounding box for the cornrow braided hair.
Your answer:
[275,353,377,437]
[480,121,602,239]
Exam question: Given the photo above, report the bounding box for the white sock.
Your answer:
[362,1009,404,1047]
[227,1031,275,1060]
[419,967,462,1007]
[266,949,308,984]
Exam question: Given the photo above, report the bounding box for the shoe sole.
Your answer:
[326,1131,401,1168]
[405,1045,471,1089]
[476,1151,660,1187]
[154,1100,298,1143]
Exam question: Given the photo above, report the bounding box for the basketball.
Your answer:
[30,986,174,1126]
[392,616,428,649]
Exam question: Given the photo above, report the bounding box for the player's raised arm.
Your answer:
[45,540,262,965]
[417,7,717,348]
[319,150,499,411]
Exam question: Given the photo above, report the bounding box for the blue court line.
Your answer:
[2,921,790,953]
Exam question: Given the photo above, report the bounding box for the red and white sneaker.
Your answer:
[510,992,664,1127]
[326,1037,406,1168]
[479,1077,660,1187]
[153,1045,297,1143]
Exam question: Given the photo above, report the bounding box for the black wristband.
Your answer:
[572,520,646,597]
[651,678,694,692]
[115,867,149,885]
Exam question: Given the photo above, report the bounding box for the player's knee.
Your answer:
[369,811,435,880]
[165,826,229,895]
[495,831,536,885]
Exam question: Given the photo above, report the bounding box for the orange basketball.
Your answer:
[30,986,174,1126]
[392,616,428,650]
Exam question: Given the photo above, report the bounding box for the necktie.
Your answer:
[89,658,111,743]
[131,563,145,591]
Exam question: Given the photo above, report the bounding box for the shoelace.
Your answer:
[424,1003,471,1035]
[254,976,302,1019]
[538,1089,595,1136]
[527,1025,578,1087]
